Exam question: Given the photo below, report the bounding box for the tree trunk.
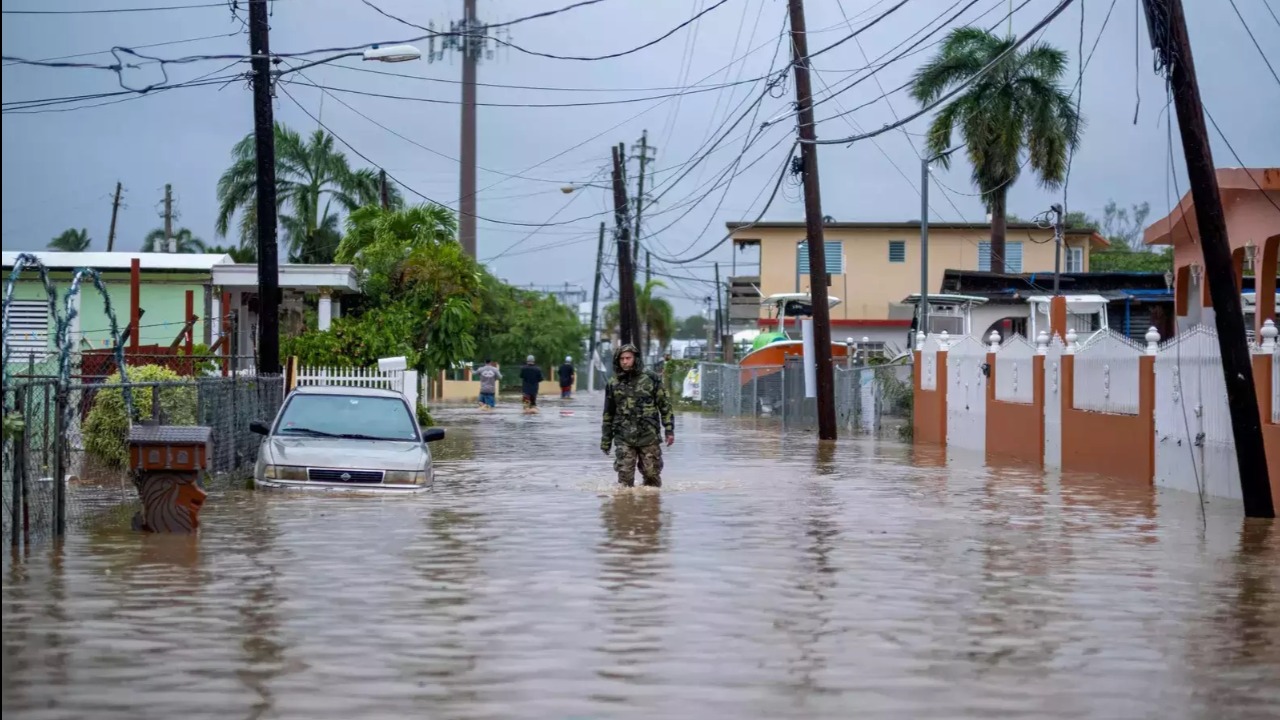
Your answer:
[989,190,1008,274]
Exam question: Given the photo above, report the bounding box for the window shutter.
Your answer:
[888,240,906,263]
[978,241,1023,272]
[7,300,49,356]
[796,241,844,275]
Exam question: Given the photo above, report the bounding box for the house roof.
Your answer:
[726,220,1109,247]
[1143,167,1280,246]
[2,251,232,272]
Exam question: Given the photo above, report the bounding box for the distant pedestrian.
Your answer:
[558,356,576,399]
[601,343,675,487]
[476,359,501,410]
[520,355,544,412]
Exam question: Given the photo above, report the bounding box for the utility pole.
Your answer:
[1142,0,1272,517]
[163,183,174,253]
[249,0,281,374]
[919,159,930,335]
[1051,203,1063,295]
[705,296,715,355]
[610,145,639,347]
[429,0,505,258]
[380,168,390,210]
[588,221,605,392]
[715,262,724,338]
[787,0,837,440]
[106,181,122,252]
[643,250,652,355]
[632,130,655,264]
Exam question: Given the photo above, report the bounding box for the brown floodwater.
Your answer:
[3,397,1279,719]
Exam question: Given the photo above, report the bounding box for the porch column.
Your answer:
[318,288,333,331]
[210,291,222,347]
[1257,235,1279,337]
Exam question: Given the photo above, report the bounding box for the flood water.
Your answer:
[3,397,1279,719]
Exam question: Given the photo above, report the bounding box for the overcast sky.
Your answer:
[3,0,1278,315]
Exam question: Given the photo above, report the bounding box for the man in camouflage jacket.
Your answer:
[601,344,675,487]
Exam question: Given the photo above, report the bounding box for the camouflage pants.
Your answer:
[615,442,663,487]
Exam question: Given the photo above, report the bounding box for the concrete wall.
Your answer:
[912,348,947,445]
[736,224,1096,321]
[986,353,1045,466]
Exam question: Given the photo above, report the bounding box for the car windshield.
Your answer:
[275,394,419,442]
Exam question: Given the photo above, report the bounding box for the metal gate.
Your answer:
[946,336,988,453]
[1153,326,1241,501]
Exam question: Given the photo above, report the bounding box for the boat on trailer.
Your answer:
[737,293,852,382]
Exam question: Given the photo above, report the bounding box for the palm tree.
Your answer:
[48,228,91,252]
[142,227,206,253]
[603,281,675,356]
[204,244,257,263]
[215,124,403,264]
[910,28,1082,273]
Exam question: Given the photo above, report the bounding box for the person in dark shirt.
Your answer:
[519,355,544,412]
[558,356,576,399]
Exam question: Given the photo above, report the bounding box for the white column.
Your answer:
[318,289,333,331]
[210,292,222,347]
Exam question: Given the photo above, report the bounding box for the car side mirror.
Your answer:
[249,420,271,436]
[423,428,446,443]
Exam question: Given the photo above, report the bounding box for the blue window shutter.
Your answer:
[978,242,991,271]
[888,240,906,263]
[978,241,1022,272]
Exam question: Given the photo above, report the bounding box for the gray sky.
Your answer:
[3,0,1278,315]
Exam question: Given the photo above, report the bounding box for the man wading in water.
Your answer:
[601,344,675,487]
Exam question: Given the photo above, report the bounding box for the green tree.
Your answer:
[215,123,403,264]
[205,244,257,263]
[48,228,91,252]
[142,227,206,253]
[676,314,708,339]
[603,280,676,354]
[911,28,1082,273]
[1091,245,1173,273]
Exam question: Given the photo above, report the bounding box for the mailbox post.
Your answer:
[127,425,212,533]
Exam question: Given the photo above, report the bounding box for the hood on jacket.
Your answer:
[612,343,643,376]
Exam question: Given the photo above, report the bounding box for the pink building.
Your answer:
[1143,167,1280,335]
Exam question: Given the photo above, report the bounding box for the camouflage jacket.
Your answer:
[601,354,674,450]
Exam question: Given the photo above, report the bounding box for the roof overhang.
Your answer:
[1143,167,1280,246]
[212,263,360,293]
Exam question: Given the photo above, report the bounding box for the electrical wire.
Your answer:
[360,0,734,62]
[2,1,238,15]
[1203,108,1280,218]
[806,0,1078,145]
[1227,0,1280,86]
[1,30,243,68]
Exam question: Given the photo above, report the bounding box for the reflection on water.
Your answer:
[3,397,1278,719]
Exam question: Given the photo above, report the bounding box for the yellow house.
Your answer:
[727,221,1109,342]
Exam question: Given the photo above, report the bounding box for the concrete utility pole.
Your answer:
[249,0,281,374]
[610,145,640,346]
[107,181,122,252]
[632,129,655,264]
[429,0,505,258]
[787,0,837,440]
[1142,0,1273,517]
[163,183,174,253]
[588,221,605,391]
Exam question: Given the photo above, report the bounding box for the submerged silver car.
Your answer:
[250,386,445,493]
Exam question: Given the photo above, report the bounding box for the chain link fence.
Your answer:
[696,360,913,436]
[3,374,283,552]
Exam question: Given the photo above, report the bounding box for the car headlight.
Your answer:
[263,465,307,481]
[384,470,428,485]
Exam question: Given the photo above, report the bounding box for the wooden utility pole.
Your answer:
[610,145,639,347]
[249,0,281,374]
[715,261,724,338]
[787,0,837,440]
[379,168,390,210]
[588,221,606,390]
[163,183,174,253]
[644,250,652,354]
[1142,0,1272,517]
[106,181,122,252]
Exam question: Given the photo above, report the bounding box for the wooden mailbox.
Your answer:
[127,425,212,533]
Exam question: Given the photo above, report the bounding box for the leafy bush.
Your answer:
[416,403,434,428]
[83,364,197,469]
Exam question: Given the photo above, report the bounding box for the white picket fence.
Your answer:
[294,365,420,409]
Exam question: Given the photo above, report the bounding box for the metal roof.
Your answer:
[2,251,232,272]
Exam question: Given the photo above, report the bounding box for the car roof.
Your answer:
[290,385,405,400]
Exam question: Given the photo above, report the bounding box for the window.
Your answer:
[977,241,1024,272]
[888,240,906,263]
[275,394,419,442]
[857,341,887,358]
[7,300,49,358]
[1065,246,1084,273]
[796,240,844,275]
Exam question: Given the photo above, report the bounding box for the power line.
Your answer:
[2,1,237,15]
[1226,0,1280,86]
[1,30,243,68]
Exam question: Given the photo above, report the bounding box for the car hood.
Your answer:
[264,436,428,470]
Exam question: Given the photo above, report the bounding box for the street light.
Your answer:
[560,182,612,194]
[363,44,422,62]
